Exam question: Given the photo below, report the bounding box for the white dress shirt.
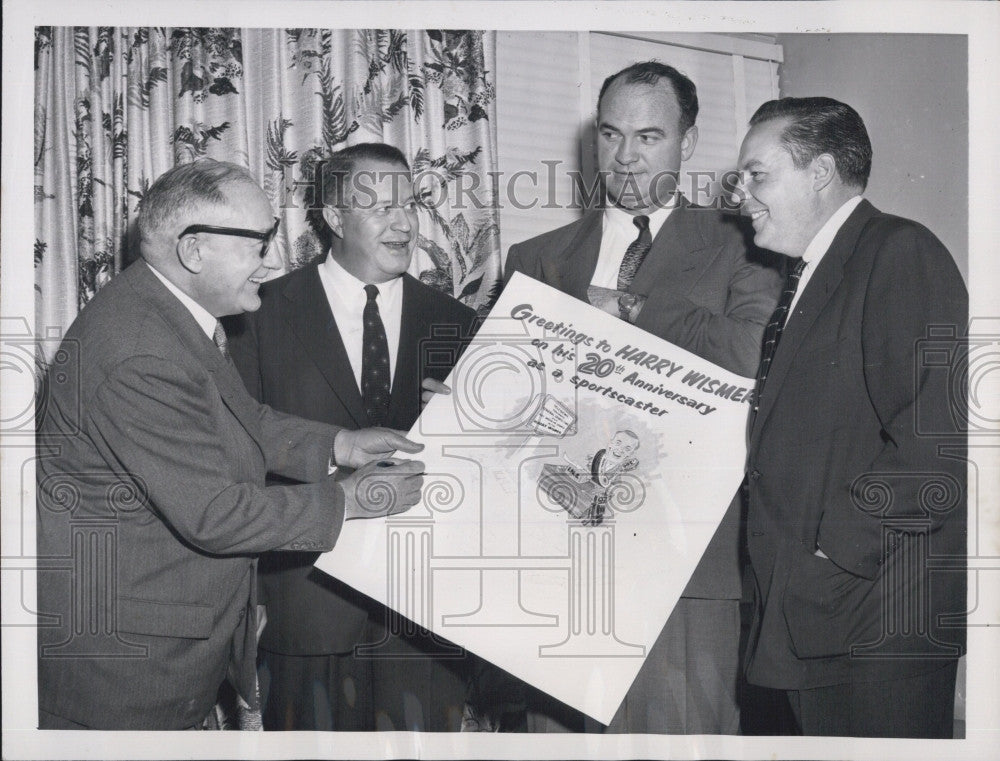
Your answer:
[590,203,675,289]
[786,195,864,320]
[147,262,218,340]
[317,253,404,392]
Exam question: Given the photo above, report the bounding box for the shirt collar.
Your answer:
[604,199,676,241]
[145,262,218,339]
[320,252,404,303]
[802,195,864,265]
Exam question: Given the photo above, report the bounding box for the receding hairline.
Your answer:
[140,168,259,237]
[598,76,681,115]
[136,163,268,266]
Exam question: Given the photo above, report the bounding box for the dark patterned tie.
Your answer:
[616,215,653,291]
[362,284,391,426]
[749,258,806,429]
[213,322,229,360]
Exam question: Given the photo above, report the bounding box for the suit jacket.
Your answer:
[505,200,782,599]
[744,199,967,690]
[227,262,477,654]
[36,261,346,729]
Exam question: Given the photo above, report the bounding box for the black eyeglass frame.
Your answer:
[178,217,281,259]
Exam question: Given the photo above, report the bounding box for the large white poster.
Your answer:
[316,273,753,723]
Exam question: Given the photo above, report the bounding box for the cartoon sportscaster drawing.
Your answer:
[540,430,642,526]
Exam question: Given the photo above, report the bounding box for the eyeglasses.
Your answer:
[178,217,281,259]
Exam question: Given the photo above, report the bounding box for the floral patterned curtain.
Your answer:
[34,27,500,362]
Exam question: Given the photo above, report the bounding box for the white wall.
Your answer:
[778,34,968,281]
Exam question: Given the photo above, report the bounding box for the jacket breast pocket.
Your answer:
[117,596,214,639]
[793,335,863,375]
[680,248,727,309]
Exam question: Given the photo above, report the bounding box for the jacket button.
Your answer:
[749,469,761,480]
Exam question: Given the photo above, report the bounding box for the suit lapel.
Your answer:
[283,263,370,428]
[131,262,267,457]
[631,198,718,295]
[386,275,426,429]
[750,200,879,444]
[548,212,603,301]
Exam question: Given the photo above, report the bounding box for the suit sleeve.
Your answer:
[257,404,342,484]
[88,354,345,556]
[503,243,541,286]
[817,224,968,578]
[634,241,782,377]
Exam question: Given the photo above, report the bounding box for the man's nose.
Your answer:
[729,172,749,206]
[615,137,638,165]
[261,240,283,270]
[389,207,414,232]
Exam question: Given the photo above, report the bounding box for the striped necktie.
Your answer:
[749,258,806,428]
[616,215,652,291]
[361,284,391,426]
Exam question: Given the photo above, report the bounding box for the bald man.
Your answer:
[35,159,424,730]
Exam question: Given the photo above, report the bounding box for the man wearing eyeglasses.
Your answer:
[227,143,478,731]
[35,159,426,730]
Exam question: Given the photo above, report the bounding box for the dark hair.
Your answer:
[749,97,872,190]
[306,143,410,246]
[597,61,699,133]
[137,159,257,243]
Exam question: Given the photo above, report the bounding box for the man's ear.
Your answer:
[680,125,698,161]
[322,206,345,240]
[176,234,203,274]
[812,153,837,192]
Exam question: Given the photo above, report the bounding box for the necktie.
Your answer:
[616,215,653,291]
[362,284,391,426]
[213,322,229,360]
[749,258,806,428]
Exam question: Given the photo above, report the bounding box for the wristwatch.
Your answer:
[618,292,640,322]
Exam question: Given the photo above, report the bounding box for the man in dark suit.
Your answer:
[35,159,425,730]
[499,62,782,734]
[737,97,967,737]
[228,143,477,731]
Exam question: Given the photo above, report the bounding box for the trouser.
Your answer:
[38,707,209,730]
[588,597,741,734]
[776,661,958,738]
[463,597,742,734]
[259,614,468,731]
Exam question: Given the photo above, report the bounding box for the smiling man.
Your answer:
[35,159,426,729]
[497,61,782,735]
[737,97,967,737]
[227,143,477,731]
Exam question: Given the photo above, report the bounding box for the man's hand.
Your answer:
[587,285,624,315]
[421,377,451,409]
[587,286,645,321]
[339,458,424,520]
[333,428,423,469]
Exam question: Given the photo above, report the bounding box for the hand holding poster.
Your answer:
[315,273,754,723]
